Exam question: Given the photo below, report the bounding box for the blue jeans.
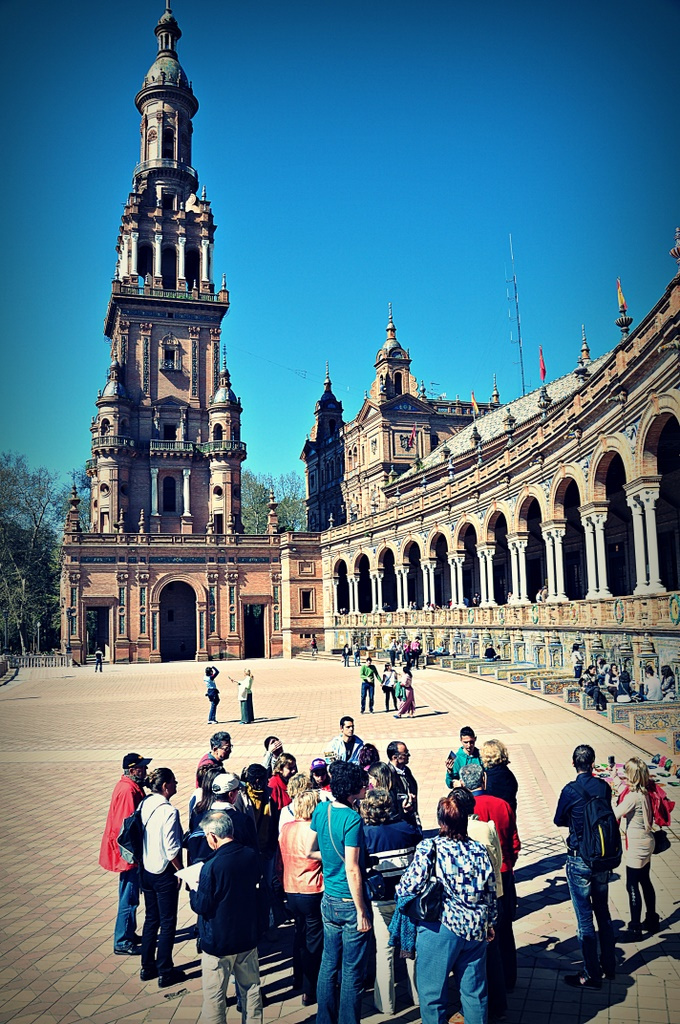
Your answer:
[360,681,375,712]
[566,854,616,981]
[140,866,179,975]
[416,920,487,1024]
[113,867,140,950]
[316,894,370,1024]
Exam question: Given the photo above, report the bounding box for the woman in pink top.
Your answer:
[278,789,324,1005]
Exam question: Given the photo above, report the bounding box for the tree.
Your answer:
[0,453,67,653]
[240,469,306,534]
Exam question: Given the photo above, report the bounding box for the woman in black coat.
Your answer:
[480,739,518,812]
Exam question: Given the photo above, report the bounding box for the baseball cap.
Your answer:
[123,753,152,771]
[310,758,328,772]
[212,772,244,795]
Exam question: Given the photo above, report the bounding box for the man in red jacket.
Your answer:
[99,752,152,955]
[460,762,521,993]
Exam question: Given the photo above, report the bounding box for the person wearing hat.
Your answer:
[310,758,332,797]
[186,772,259,864]
[99,752,152,955]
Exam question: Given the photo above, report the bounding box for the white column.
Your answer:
[120,234,129,280]
[639,491,664,593]
[376,573,384,611]
[553,530,567,601]
[516,541,529,602]
[397,570,405,611]
[583,516,599,599]
[178,236,186,281]
[201,238,209,282]
[421,564,430,607]
[485,550,497,605]
[477,549,489,604]
[333,578,339,615]
[544,532,557,600]
[455,557,465,606]
[182,468,191,516]
[593,513,611,597]
[130,231,139,278]
[208,242,214,284]
[153,233,162,278]
[627,496,648,594]
[150,467,159,516]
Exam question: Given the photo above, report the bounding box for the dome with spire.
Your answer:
[317,362,340,408]
[211,359,238,405]
[377,303,406,360]
[101,359,129,399]
[139,4,193,95]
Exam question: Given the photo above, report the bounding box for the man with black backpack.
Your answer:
[554,743,621,989]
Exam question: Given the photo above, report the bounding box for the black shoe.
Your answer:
[158,968,187,988]
[620,925,643,941]
[114,945,140,956]
[132,933,142,945]
[564,973,602,989]
[140,966,158,982]
[642,914,660,934]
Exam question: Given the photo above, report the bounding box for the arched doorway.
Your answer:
[404,542,422,608]
[656,416,680,590]
[243,603,265,658]
[489,514,510,604]
[604,455,633,595]
[381,549,397,610]
[432,535,451,606]
[524,499,545,601]
[460,525,478,603]
[357,555,372,613]
[159,581,196,661]
[562,480,586,599]
[335,560,350,613]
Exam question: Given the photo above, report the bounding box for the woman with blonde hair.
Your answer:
[480,739,518,813]
[278,788,324,1005]
[279,772,313,831]
[614,757,658,939]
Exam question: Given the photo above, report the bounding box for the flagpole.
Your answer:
[508,234,526,397]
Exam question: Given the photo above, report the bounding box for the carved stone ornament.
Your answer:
[136,570,150,585]
[227,572,239,584]
[188,326,201,339]
[140,322,154,335]
[116,571,129,584]
[207,571,219,585]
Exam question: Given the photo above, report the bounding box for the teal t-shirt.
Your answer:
[311,801,364,899]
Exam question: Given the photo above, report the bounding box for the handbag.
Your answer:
[404,840,444,923]
[653,829,671,855]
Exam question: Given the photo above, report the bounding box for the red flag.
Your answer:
[539,346,546,382]
[408,423,416,449]
[617,277,627,311]
[471,391,479,417]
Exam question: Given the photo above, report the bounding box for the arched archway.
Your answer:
[356,554,372,613]
[159,581,196,661]
[523,498,545,601]
[604,454,633,595]
[432,534,451,606]
[459,524,478,603]
[562,480,587,599]
[488,512,510,604]
[403,542,422,608]
[656,415,680,590]
[335,560,349,613]
[381,549,397,610]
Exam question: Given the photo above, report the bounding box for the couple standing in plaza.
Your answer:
[359,657,416,717]
[204,665,255,725]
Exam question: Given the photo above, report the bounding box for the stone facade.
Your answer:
[60,8,323,664]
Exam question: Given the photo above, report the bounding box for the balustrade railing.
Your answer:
[92,436,135,450]
[196,440,247,455]
[149,440,194,453]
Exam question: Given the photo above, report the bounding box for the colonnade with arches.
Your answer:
[330,405,680,614]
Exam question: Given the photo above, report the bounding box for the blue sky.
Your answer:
[0,0,678,487]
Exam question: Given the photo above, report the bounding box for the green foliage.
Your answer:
[0,452,68,653]
[241,470,306,534]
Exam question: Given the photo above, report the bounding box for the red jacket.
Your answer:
[99,774,145,873]
[268,773,292,811]
[473,792,521,872]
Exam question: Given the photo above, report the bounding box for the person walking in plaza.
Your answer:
[411,635,422,670]
[279,788,324,1006]
[99,752,151,955]
[359,788,421,1014]
[191,810,263,1024]
[396,790,497,1024]
[553,744,618,988]
[229,668,254,724]
[308,760,372,1024]
[360,656,380,714]
[394,666,415,718]
[388,638,398,667]
[353,642,361,666]
[205,666,220,724]
[613,757,658,939]
[95,646,104,672]
[311,636,318,658]
[381,662,398,711]
[330,716,364,764]
[139,767,186,988]
[342,643,351,667]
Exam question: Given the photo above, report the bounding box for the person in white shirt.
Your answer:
[139,767,185,989]
[642,665,662,702]
[230,669,255,724]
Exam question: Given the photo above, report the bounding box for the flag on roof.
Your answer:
[471,391,479,417]
[539,346,547,382]
[617,278,627,311]
[408,423,416,449]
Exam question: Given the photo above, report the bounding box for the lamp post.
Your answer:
[2,608,8,654]
[65,606,76,656]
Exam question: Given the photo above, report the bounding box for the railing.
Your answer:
[117,283,218,303]
[149,440,194,454]
[133,157,198,179]
[92,436,135,450]
[85,459,96,471]
[8,654,73,669]
[196,440,247,455]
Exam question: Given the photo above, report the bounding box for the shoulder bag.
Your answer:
[404,839,444,922]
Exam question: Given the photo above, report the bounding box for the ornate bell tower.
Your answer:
[90,2,242,536]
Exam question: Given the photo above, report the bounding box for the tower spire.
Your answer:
[580,324,591,363]
[324,361,332,391]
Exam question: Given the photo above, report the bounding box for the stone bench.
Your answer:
[540,678,573,696]
[607,700,673,728]
[631,705,680,735]
[564,685,581,704]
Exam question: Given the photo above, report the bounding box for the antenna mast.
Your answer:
[507,233,526,397]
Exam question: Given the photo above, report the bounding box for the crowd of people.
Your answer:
[570,645,676,709]
[98,716,673,1023]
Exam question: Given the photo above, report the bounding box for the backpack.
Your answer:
[117,798,161,866]
[572,778,622,872]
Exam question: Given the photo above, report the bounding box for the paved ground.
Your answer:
[0,658,678,1024]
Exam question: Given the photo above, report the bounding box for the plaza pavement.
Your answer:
[0,657,678,1024]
